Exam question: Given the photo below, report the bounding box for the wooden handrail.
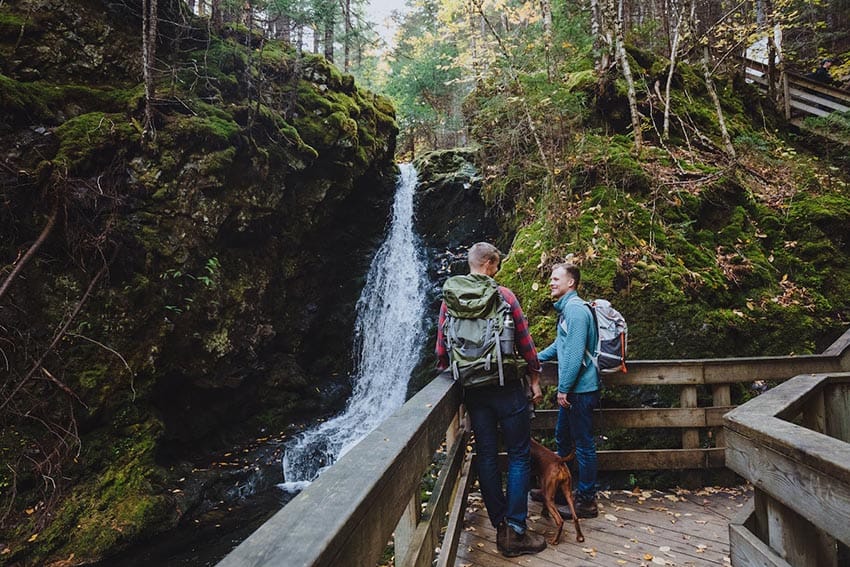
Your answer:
[217,373,464,567]
[742,56,850,120]
[217,327,850,566]
[725,372,850,565]
[529,327,850,472]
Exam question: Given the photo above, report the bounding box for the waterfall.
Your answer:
[279,163,428,492]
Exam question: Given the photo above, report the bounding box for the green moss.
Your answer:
[0,73,52,121]
[53,111,137,172]
[8,416,174,565]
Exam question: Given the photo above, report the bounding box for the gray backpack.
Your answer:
[442,274,524,388]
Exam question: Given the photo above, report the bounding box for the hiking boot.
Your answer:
[502,527,547,557]
[530,488,567,505]
[557,497,598,519]
[496,522,507,553]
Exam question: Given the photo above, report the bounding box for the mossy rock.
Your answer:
[52,111,138,172]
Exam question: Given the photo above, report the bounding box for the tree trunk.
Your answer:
[281,15,291,42]
[701,45,736,159]
[612,0,642,152]
[760,0,776,99]
[591,0,612,74]
[663,0,689,140]
[211,0,222,30]
[342,0,351,71]
[468,1,481,79]
[324,10,334,63]
[540,0,553,82]
[142,0,158,140]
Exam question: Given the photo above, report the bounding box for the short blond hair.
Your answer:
[468,242,501,270]
[552,262,581,288]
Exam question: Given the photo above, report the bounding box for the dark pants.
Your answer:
[464,381,531,534]
[555,390,600,501]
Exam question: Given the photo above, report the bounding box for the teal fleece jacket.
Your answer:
[537,291,600,394]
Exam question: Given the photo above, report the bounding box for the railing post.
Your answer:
[394,493,420,565]
[712,384,730,448]
[781,68,791,119]
[801,388,826,434]
[681,385,699,481]
[766,496,838,567]
[824,383,850,442]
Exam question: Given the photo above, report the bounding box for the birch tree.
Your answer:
[142,0,158,140]
[699,42,736,158]
[540,0,553,81]
[342,0,351,71]
[662,0,691,140]
[603,0,642,152]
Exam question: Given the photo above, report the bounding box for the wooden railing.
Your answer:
[535,333,850,471]
[216,373,472,567]
[217,328,850,566]
[743,58,850,120]
[724,372,850,566]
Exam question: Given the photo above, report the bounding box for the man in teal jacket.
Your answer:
[536,262,600,518]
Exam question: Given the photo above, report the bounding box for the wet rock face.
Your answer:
[409,148,507,386]
[413,148,504,281]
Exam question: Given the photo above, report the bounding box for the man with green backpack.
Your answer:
[436,242,546,557]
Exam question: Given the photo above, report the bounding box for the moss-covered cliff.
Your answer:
[0,1,397,564]
[449,52,850,362]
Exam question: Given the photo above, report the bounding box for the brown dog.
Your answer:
[530,438,585,544]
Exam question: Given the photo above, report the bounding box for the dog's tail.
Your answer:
[559,450,576,464]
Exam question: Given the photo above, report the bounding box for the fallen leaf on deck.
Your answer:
[605,513,619,522]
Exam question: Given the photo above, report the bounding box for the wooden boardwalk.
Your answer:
[455,485,752,566]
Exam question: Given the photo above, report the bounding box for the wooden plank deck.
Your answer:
[455,485,751,566]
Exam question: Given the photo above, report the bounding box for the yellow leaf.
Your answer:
[644,553,654,560]
[25,508,34,515]
[28,533,38,542]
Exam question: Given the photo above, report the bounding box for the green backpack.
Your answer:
[442,274,525,388]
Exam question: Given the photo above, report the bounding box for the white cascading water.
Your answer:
[279,163,428,492]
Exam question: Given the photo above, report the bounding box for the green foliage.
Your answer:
[802,111,850,141]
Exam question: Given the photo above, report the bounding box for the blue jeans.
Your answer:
[555,390,600,501]
[465,381,531,534]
